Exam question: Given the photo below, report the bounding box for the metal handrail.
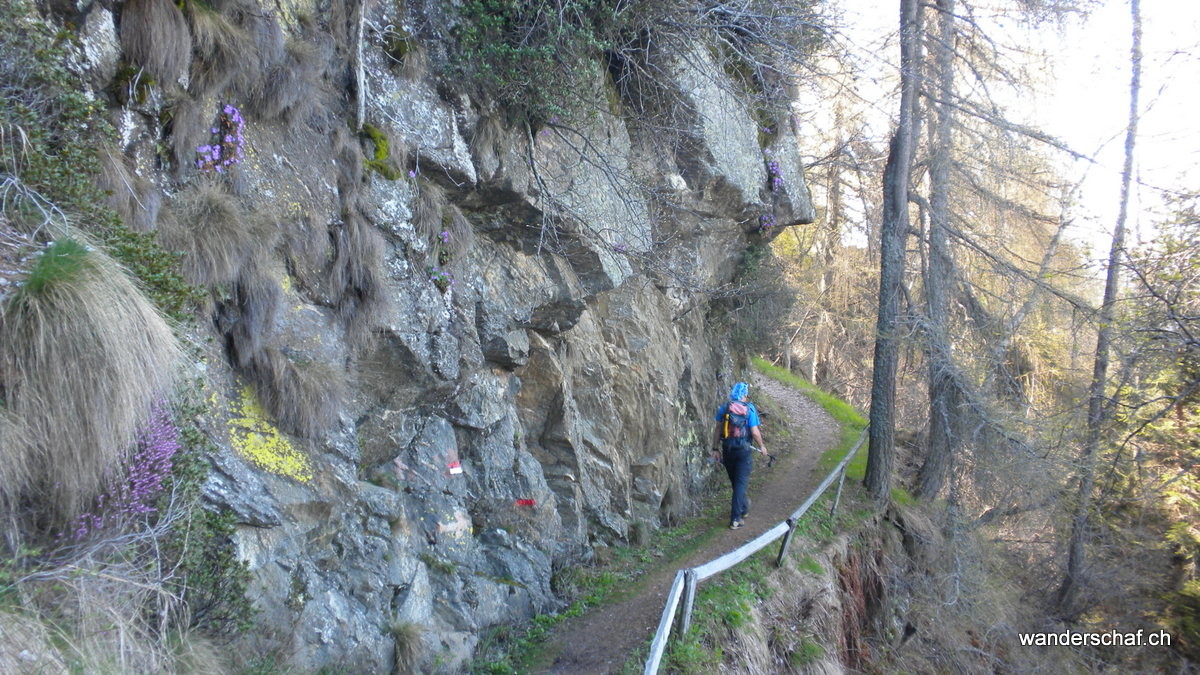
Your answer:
[643,427,868,675]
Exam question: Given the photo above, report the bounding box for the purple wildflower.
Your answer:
[195,103,247,173]
[64,404,181,539]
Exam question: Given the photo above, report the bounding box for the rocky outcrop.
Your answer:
[67,0,816,669]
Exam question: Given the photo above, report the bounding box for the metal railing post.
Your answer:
[829,464,849,519]
[644,570,686,675]
[776,518,797,567]
[679,569,698,636]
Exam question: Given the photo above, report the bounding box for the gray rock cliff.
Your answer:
[66,0,816,668]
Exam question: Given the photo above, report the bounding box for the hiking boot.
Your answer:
[729,521,743,530]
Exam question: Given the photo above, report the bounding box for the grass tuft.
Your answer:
[330,205,388,341]
[468,115,503,174]
[15,237,90,297]
[244,347,345,440]
[282,211,333,301]
[390,621,425,673]
[161,181,276,287]
[413,180,450,256]
[167,98,208,176]
[169,630,233,674]
[119,0,192,86]
[1,234,180,532]
[96,148,160,232]
[332,125,364,194]
[247,39,327,126]
[184,0,251,96]
[222,257,283,367]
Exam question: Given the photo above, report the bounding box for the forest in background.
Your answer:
[734,0,1199,668]
[0,0,1195,669]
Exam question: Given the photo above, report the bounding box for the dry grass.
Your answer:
[0,234,180,530]
[330,204,388,341]
[168,98,208,176]
[391,621,426,673]
[400,42,428,82]
[223,256,283,368]
[119,0,192,85]
[0,609,68,672]
[880,505,1085,675]
[0,407,31,550]
[96,148,161,232]
[245,346,345,439]
[248,39,328,125]
[283,211,333,301]
[221,0,285,92]
[170,630,233,675]
[184,0,250,96]
[412,182,472,265]
[412,180,448,253]
[333,125,364,195]
[161,181,277,287]
[441,204,475,265]
[468,115,503,170]
[0,520,231,674]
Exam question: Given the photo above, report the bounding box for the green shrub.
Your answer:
[163,414,256,638]
[0,0,200,321]
[448,0,620,123]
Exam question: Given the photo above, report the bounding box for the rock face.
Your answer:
[71,0,815,669]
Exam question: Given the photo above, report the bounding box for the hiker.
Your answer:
[711,381,768,530]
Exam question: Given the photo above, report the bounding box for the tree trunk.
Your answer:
[1056,0,1141,613]
[916,0,957,499]
[866,0,922,506]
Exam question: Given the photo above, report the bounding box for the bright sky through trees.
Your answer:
[823,0,1200,257]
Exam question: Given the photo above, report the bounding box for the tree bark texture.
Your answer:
[866,0,922,506]
[916,0,958,500]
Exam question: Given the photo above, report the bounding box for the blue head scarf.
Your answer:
[730,382,748,401]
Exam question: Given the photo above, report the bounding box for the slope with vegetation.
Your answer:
[0,0,828,670]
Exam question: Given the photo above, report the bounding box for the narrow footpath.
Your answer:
[533,371,842,673]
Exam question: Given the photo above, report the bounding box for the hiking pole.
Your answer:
[752,446,777,468]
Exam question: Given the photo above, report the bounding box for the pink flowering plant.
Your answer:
[66,404,182,540]
[196,104,246,173]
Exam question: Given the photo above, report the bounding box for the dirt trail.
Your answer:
[533,372,842,673]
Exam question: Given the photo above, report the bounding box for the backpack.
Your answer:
[723,401,752,448]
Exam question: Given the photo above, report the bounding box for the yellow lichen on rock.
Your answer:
[229,386,313,482]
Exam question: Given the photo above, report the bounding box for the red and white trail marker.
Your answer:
[448,461,463,475]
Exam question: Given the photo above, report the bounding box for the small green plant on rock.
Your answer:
[361,122,405,180]
[790,637,824,666]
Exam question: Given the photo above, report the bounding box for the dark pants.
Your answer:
[722,443,752,524]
